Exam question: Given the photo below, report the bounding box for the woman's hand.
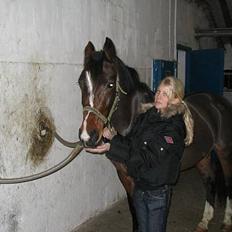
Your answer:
[85,143,111,154]
[103,127,116,140]
[85,127,116,154]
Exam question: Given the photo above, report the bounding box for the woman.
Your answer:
[86,76,194,232]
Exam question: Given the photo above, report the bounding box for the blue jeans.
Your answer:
[132,185,171,232]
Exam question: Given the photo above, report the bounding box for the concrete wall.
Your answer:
[176,0,217,49]
[0,1,176,231]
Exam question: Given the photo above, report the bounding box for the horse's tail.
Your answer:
[211,151,226,205]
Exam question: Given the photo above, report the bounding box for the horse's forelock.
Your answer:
[90,50,113,64]
[92,51,104,62]
[85,51,112,70]
[84,50,138,94]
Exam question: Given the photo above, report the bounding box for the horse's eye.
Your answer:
[107,83,114,88]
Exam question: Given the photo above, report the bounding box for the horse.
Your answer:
[78,37,232,232]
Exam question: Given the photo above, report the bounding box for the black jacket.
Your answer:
[106,106,186,190]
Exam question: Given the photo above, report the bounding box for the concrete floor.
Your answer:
[74,169,225,232]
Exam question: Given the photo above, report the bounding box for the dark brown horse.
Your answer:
[78,37,232,232]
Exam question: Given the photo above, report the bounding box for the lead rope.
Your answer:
[0,141,83,184]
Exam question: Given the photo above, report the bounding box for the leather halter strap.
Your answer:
[82,74,127,127]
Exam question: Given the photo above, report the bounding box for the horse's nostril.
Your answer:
[88,129,100,145]
[79,128,101,147]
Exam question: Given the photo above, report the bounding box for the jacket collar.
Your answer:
[140,102,185,119]
[160,103,185,118]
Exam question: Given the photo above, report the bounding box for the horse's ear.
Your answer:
[103,37,117,61]
[84,41,95,64]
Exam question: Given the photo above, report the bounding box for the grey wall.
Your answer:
[177,0,217,49]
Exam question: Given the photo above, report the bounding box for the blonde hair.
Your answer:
[159,76,194,146]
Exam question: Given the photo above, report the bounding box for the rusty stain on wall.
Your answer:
[27,108,55,166]
[0,62,56,174]
[25,63,55,166]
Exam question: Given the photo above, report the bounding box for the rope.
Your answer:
[0,141,83,184]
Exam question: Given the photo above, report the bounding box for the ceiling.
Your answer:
[193,0,232,47]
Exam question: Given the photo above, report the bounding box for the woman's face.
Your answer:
[154,84,171,112]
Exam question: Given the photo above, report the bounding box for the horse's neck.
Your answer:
[111,113,135,137]
[111,92,142,136]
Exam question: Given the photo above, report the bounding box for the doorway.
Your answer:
[177,45,224,95]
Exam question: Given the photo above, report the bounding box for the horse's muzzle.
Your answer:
[79,128,102,148]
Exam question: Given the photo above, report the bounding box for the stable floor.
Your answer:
[74,169,224,232]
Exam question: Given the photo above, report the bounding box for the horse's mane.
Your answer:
[126,66,140,84]
[116,57,154,101]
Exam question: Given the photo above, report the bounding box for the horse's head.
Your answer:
[78,37,131,147]
[78,37,154,147]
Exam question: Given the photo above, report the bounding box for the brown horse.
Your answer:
[78,37,232,232]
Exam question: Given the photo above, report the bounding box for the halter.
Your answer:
[82,74,127,128]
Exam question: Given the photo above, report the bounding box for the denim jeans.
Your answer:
[132,185,171,232]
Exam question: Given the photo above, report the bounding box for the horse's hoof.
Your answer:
[194,225,208,232]
[221,224,232,232]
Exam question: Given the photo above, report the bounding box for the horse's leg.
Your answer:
[126,192,138,232]
[111,161,138,232]
[195,155,216,232]
[116,171,138,232]
[215,145,232,232]
[223,197,232,232]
